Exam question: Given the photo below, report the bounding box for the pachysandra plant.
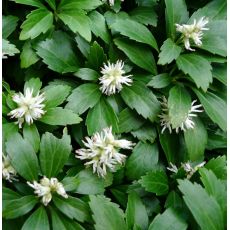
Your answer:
[2,0,227,229]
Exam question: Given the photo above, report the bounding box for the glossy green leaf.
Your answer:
[140,169,169,196]
[36,31,79,73]
[147,73,171,89]
[89,195,127,230]
[20,9,53,40]
[148,208,187,230]
[126,142,158,180]
[12,0,45,8]
[24,77,42,95]
[126,192,149,230]
[42,84,71,109]
[53,196,90,222]
[39,131,72,177]
[58,9,91,42]
[118,108,145,133]
[6,133,39,181]
[193,89,226,131]
[2,15,19,39]
[130,6,157,26]
[2,39,20,57]
[176,54,213,91]
[158,38,181,65]
[165,0,189,40]
[3,195,38,219]
[23,124,40,153]
[168,85,191,129]
[21,206,49,230]
[121,81,160,122]
[66,83,101,115]
[178,179,224,230]
[212,64,227,86]
[184,118,207,161]
[111,18,158,51]
[86,97,119,135]
[114,38,157,74]
[40,107,82,126]
[20,41,39,68]
[73,68,99,81]
[89,10,110,44]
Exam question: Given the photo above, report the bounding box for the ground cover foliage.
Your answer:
[2,0,227,229]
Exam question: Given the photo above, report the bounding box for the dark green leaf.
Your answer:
[66,83,101,115]
[193,89,226,131]
[165,0,189,40]
[205,156,226,180]
[3,15,19,39]
[86,97,119,135]
[21,206,49,230]
[130,6,157,26]
[148,208,187,230]
[121,81,160,122]
[147,73,171,89]
[178,179,224,230]
[40,107,82,126]
[126,192,149,230]
[3,196,38,219]
[39,131,72,177]
[53,196,90,222]
[212,64,227,86]
[23,124,40,153]
[140,169,169,196]
[58,9,91,42]
[12,0,45,8]
[168,85,191,129]
[89,11,110,44]
[114,38,157,74]
[20,9,53,40]
[42,84,71,109]
[86,41,107,71]
[36,31,79,73]
[126,142,158,180]
[20,41,39,68]
[118,108,145,133]
[176,54,213,91]
[73,68,99,81]
[111,18,158,51]
[158,38,181,65]
[89,195,127,230]
[6,133,39,181]
[184,118,207,161]
[2,39,20,57]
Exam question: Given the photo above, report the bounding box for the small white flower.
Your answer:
[107,0,124,6]
[2,154,17,182]
[181,161,206,179]
[167,162,178,174]
[159,97,203,134]
[27,176,68,206]
[99,60,133,96]
[76,127,135,177]
[176,17,209,51]
[7,88,46,128]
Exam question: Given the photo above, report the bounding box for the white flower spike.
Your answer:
[8,88,46,128]
[181,161,206,179]
[167,162,178,174]
[76,127,135,177]
[27,177,68,206]
[159,97,203,134]
[176,17,209,51]
[2,154,17,182]
[99,60,133,96]
[108,0,124,6]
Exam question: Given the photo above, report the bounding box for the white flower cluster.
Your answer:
[76,127,135,177]
[167,161,206,179]
[27,177,68,206]
[8,88,46,128]
[2,154,17,182]
[176,17,209,51]
[159,97,203,134]
[99,60,133,96]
